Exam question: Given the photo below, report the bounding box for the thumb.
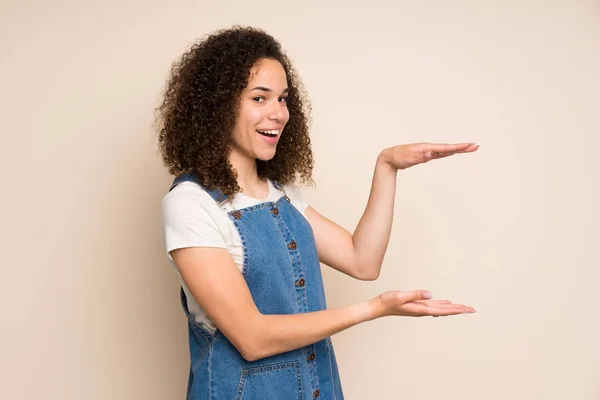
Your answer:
[398,290,432,303]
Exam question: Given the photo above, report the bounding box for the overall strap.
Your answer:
[271,180,290,201]
[169,172,228,204]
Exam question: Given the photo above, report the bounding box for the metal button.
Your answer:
[295,278,305,287]
[271,207,279,215]
[313,389,320,398]
[306,352,315,361]
[287,241,297,249]
[232,211,242,219]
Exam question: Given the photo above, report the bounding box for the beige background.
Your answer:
[2,0,599,399]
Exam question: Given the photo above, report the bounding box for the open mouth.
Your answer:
[256,129,279,138]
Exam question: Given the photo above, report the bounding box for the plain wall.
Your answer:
[2,0,599,399]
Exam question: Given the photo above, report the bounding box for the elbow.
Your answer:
[239,342,261,362]
[240,351,259,363]
[238,337,271,362]
[233,321,268,362]
[360,270,380,281]
[352,255,381,281]
[354,263,381,281]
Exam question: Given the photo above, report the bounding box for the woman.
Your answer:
[157,26,478,400]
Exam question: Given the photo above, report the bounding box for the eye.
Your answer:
[279,97,288,104]
[253,96,265,103]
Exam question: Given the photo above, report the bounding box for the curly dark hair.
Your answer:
[156,26,314,198]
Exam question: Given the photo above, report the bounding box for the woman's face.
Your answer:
[231,58,290,162]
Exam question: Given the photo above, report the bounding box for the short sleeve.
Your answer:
[161,182,227,261]
[282,183,310,212]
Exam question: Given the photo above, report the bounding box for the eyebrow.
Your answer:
[249,86,289,94]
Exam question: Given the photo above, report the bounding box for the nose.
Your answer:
[267,101,287,121]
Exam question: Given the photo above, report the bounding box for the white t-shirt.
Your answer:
[161,179,309,333]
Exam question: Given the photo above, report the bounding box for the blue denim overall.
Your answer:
[170,173,344,400]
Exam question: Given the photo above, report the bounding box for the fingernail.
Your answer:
[423,291,432,299]
[425,152,432,159]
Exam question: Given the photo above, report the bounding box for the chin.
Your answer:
[255,148,278,161]
[256,153,276,162]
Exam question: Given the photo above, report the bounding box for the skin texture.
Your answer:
[156,26,313,199]
[162,27,479,362]
[227,58,291,197]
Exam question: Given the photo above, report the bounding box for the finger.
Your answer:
[431,304,476,316]
[459,144,479,153]
[431,151,456,159]
[396,290,433,304]
[414,300,453,305]
[424,143,474,153]
[448,144,479,154]
[431,144,479,158]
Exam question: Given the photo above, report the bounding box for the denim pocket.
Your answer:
[327,338,344,399]
[234,361,302,400]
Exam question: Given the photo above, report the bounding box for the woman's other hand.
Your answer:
[370,290,476,318]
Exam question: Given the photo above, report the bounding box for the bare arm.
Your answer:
[306,143,479,281]
[172,246,472,362]
[305,153,397,280]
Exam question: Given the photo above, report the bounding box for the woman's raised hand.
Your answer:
[380,142,479,170]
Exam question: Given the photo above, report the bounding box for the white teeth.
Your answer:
[257,129,279,136]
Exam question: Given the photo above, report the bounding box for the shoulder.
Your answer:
[161,181,222,223]
[161,181,230,257]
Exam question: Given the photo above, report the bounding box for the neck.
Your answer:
[229,149,265,194]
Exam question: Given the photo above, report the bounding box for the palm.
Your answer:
[379,290,474,317]
[384,142,479,170]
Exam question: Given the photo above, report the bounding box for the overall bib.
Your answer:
[170,173,345,400]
